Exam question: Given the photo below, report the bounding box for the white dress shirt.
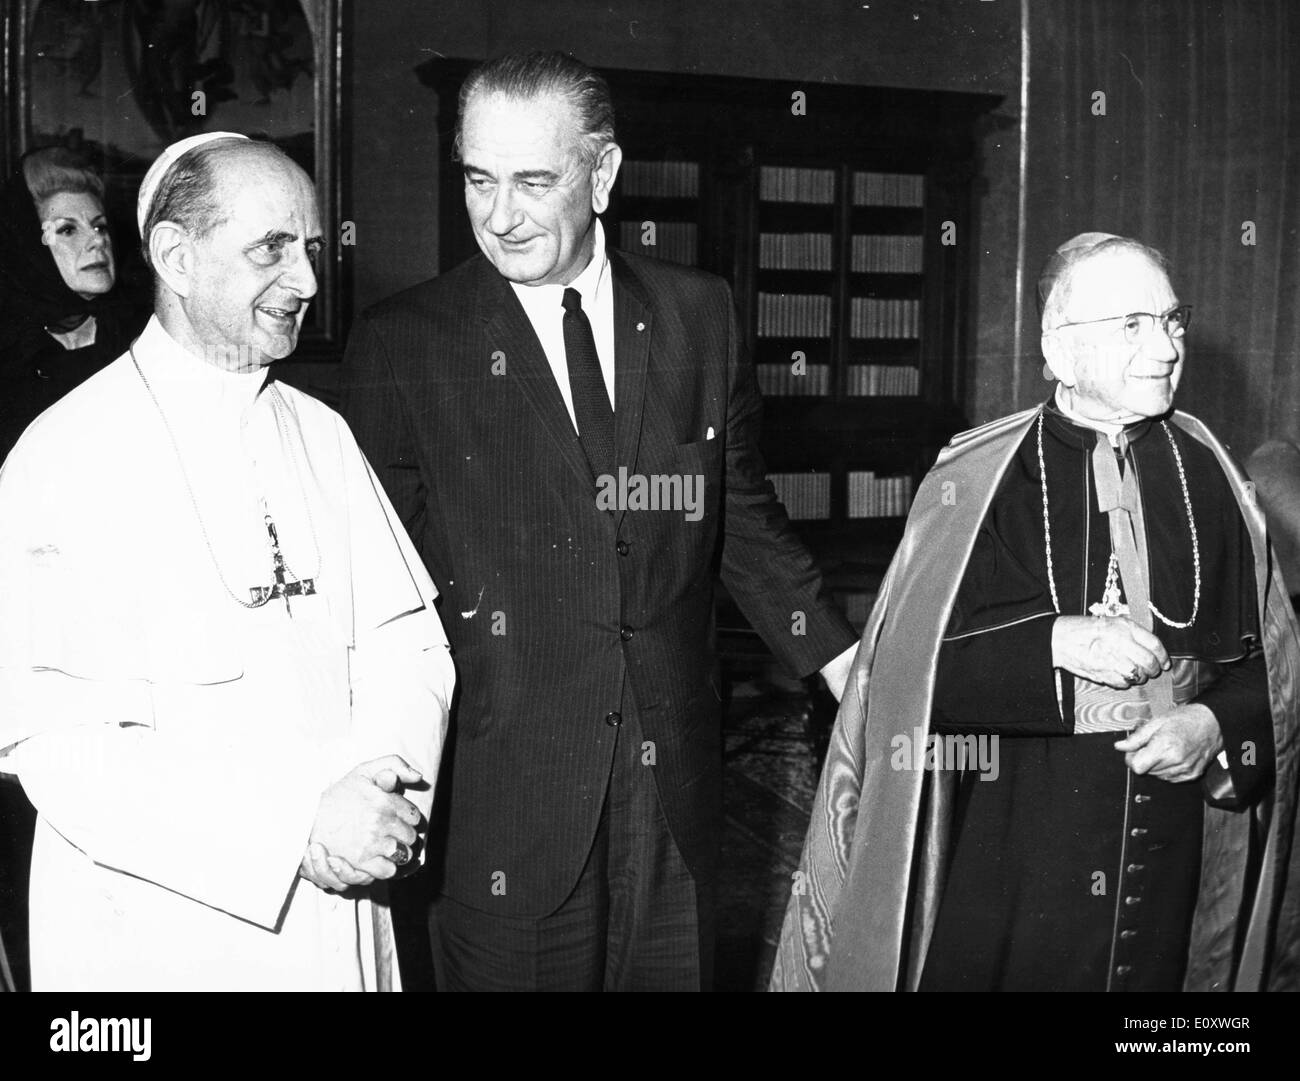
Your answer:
[509,218,616,428]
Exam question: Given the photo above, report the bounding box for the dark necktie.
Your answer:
[562,287,614,479]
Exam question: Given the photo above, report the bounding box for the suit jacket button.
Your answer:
[616,540,630,556]
[620,625,634,641]
[605,711,622,727]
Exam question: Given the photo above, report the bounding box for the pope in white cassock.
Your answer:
[0,132,454,991]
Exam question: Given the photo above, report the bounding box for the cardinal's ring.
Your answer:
[391,842,412,867]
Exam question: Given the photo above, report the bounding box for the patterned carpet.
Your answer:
[715,685,827,992]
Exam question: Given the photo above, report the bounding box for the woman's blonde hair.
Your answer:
[21,147,105,215]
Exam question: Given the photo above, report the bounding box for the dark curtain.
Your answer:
[1020,0,1300,453]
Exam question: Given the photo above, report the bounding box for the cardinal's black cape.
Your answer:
[771,406,1300,992]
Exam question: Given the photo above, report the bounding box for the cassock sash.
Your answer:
[1073,431,1176,730]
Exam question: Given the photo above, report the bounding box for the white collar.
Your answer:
[132,315,270,410]
[1052,385,1130,445]
[47,316,97,351]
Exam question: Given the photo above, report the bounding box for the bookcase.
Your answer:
[615,160,702,266]
[417,59,1001,638]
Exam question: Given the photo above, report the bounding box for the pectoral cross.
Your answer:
[249,515,316,615]
[1089,551,1130,619]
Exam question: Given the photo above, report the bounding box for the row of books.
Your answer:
[853,171,925,207]
[851,234,923,273]
[769,472,832,520]
[756,232,925,273]
[849,297,921,339]
[846,364,921,396]
[754,363,921,397]
[769,471,915,519]
[617,220,698,265]
[755,363,831,396]
[758,232,833,270]
[847,471,914,518]
[619,161,922,208]
[620,160,700,198]
[759,165,837,205]
[757,292,833,337]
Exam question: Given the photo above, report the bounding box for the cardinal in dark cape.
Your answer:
[772,234,1300,992]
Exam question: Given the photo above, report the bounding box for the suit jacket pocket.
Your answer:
[662,437,721,523]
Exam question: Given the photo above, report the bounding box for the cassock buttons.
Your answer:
[1134,793,1152,804]
[620,625,634,641]
[1130,827,1148,838]
[1124,895,1141,905]
[605,711,623,727]
[616,540,630,556]
[1115,964,1133,976]
[1126,863,1145,874]
[1120,929,1138,940]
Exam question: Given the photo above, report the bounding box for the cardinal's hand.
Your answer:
[1052,615,1170,689]
[1113,704,1223,783]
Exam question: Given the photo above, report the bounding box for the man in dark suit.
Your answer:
[338,51,857,991]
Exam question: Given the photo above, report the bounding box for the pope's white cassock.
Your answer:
[0,316,454,991]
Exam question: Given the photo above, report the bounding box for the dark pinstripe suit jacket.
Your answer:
[338,248,856,917]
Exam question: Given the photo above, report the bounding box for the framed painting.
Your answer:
[2,0,345,354]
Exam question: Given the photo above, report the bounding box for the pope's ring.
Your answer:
[391,842,412,867]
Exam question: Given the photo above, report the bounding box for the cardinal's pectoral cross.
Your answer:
[249,515,316,616]
[1088,551,1130,619]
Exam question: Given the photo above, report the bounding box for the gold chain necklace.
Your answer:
[1037,409,1200,628]
[131,344,323,611]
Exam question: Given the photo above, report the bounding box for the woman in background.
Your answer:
[0,146,144,992]
[0,146,144,459]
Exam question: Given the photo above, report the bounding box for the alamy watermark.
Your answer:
[50,1012,151,1061]
[595,468,703,521]
[890,727,1000,782]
